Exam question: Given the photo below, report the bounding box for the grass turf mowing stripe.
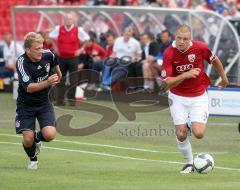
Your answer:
[0,141,239,172]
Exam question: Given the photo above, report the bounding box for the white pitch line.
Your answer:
[0,133,174,154]
[0,141,239,172]
[0,119,238,126]
[0,133,228,155]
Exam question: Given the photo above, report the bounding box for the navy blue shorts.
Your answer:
[15,103,56,134]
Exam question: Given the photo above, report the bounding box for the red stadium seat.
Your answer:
[16,0,28,5]
[8,0,18,6]
[0,7,8,19]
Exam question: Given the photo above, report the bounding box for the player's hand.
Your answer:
[47,74,59,86]
[183,68,201,79]
[217,78,229,88]
[56,74,62,84]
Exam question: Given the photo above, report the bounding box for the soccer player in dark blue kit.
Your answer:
[15,32,62,170]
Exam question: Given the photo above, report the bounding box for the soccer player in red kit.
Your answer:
[161,24,229,173]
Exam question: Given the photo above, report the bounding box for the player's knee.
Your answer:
[194,132,204,139]
[43,133,55,142]
[177,135,187,142]
[23,136,34,147]
[22,131,35,146]
[176,131,187,142]
[192,123,206,139]
[42,127,56,142]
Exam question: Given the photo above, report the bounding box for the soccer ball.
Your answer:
[193,153,214,174]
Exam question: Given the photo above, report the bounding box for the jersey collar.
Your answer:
[64,24,74,31]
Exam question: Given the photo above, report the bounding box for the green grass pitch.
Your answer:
[0,93,239,190]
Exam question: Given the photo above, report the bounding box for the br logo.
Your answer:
[211,98,221,107]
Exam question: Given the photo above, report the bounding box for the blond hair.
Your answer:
[176,24,192,34]
[24,32,44,49]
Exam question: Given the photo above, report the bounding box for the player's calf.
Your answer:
[22,142,37,159]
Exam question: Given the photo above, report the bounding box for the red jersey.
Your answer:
[161,40,216,97]
[84,43,107,59]
[57,25,79,58]
[106,44,113,57]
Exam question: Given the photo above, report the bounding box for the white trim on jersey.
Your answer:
[17,57,29,78]
[42,49,55,61]
[42,49,51,53]
[172,40,193,49]
[49,25,90,42]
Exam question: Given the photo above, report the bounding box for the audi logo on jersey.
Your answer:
[176,64,194,72]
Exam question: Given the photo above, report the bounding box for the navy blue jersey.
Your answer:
[16,50,59,106]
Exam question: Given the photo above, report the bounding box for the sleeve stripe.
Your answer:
[17,57,28,77]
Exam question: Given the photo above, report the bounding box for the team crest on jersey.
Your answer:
[188,54,195,63]
[45,63,50,73]
[161,70,166,78]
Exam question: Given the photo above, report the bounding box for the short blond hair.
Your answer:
[176,24,192,34]
[24,32,44,49]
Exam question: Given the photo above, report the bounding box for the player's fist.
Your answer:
[184,68,201,79]
[217,78,229,88]
[47,74,59,86]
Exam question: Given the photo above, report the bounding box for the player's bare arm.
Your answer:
[212,57,229,87]
[163,68,201,90]
[52,65,62,83]
[27,74,59,93]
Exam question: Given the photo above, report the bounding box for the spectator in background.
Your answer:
[231,4,240,18]
[101,27,142,91]
[63,0,81,4]
[222,7,232,19]
[205,0,219,10]
[103,27,142,89]
[0,45,5,90]
[175,0,192,8]
[80,37,107,90]
[157,30,173,54]
[159,0,178,8]
[112,27,142,88]
[101,32,117,90]
[93,15,110,37]
[105,32,115,56]
[0,32,24,79]
[140,32,160,92]
[49,12,90,106]
[42,29,57,53]
[99,32,108,49]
